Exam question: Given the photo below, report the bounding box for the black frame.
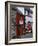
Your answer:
[5,1,37,45]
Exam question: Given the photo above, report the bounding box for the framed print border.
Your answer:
[5,1,37,45]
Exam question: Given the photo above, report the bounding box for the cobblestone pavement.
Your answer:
[12,32,32,39]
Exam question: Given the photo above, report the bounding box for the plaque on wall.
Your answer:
[5,1,37,45]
